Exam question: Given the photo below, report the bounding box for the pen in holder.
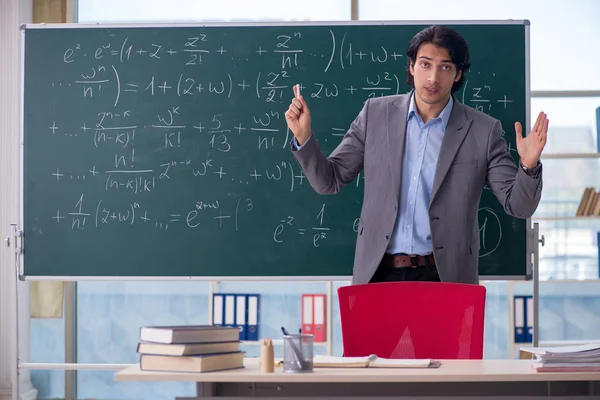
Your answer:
[281,330,314,373]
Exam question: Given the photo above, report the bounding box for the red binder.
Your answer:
[312,294,326,342]
[301,294,327,342]
[301,294,313,335]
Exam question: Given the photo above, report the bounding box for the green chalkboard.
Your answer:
[21,21,531,278]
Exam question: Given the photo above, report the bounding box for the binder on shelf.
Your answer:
[513,296,526,343]
[526,295,533,343]
[301,293,327,342]
[212,293,224,326]
[246,294,259,341]
[313,294,326,342]
[235,294,247,341]
[301,294,313,335]
[224,294,236,329]
[595,106,599,153]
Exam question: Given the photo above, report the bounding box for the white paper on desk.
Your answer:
[314,355,376,364]
[533,362,600,368]
[520,343,600,355]
[313,354,433,368]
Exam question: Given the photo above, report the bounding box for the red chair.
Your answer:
[338,281,486,359]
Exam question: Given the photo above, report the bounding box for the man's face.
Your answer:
[409,42,461,107]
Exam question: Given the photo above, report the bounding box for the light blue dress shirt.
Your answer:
[292,94,454,256]
[386,94,453,255]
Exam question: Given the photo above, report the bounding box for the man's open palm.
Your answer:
[516,111,549,168]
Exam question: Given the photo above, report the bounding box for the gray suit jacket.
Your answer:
[292,92,543,285]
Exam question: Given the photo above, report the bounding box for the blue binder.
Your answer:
[235,294,247,341]
[513,295,526,343]
[246,294,260,341]
[213,293,259,341]
[525,295,533,343]
[513,295,533,343]
[223,294,236,330]
[212,293,224,327]
[596,107,600,153]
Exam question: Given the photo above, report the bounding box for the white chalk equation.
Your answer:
[460,73,514,116]
[50,158,314,194]
[478,207,502,257]
[60,31,404,71]
[54,69,412,105]
[50,193,505,259]
[53,193,255,232]
[51,30,431,105]
[273,204,331,247]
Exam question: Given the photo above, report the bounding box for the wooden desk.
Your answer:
[114,358,600,399]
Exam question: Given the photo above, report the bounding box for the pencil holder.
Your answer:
[282,333,314,373]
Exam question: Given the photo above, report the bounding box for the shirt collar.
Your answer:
[408,92,454,131]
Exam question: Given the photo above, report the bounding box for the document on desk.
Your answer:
[313,354,440,368]
[520,343,600,355]
[520,343,600,372]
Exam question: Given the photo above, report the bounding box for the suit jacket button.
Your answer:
[385,234,390,240]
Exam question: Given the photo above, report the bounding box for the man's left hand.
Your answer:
[515,111,549,168]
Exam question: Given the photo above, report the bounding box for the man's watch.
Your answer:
[520,160,540,176]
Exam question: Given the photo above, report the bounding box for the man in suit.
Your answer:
[284,25,548,285]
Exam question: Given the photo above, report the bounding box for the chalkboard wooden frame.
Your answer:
[19,20,533,281]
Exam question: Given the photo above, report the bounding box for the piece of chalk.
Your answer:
[295,84,300,98]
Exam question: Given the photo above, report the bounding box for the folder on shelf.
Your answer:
[313,294,326,342]
[212,294,224,326]
[224,294,236,329]
[301,294,313,335]
[526,296,533,343]
[246,294,259,341]
[235,294,247,341]
[301,293,327,342]
[513,296,526,343]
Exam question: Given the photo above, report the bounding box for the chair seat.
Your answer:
[337,281,486,359]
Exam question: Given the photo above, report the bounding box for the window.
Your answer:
[359,0,600,91]
[533,97,600,280]
[77,0,351,22]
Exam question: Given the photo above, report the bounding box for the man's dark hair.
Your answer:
[405,25,471,93]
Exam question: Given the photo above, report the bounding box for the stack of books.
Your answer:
[137,325,244,373]
[575,187,600,216]
[521,343,600,372]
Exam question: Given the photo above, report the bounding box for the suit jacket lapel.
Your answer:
[387,94,410,196]
[430,98,472,204]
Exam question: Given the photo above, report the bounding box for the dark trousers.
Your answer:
[369,264,440,283]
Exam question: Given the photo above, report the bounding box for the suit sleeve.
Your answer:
[291,99,369,194]
[486,119,543,218]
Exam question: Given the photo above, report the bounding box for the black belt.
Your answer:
[380,253,435,268]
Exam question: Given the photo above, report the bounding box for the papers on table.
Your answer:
[521,343,600,372]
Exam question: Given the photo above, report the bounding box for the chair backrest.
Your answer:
[337,281,486,359]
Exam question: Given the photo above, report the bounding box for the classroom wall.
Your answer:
[0,1,27,398]
[0,1,46,398]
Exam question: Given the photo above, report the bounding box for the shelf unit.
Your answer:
[507,280,600,359]
[523,145,600,352]
[207,280,335,356]
[541,153,600,159]
[533,153,600,221]
[533,216,600,221]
